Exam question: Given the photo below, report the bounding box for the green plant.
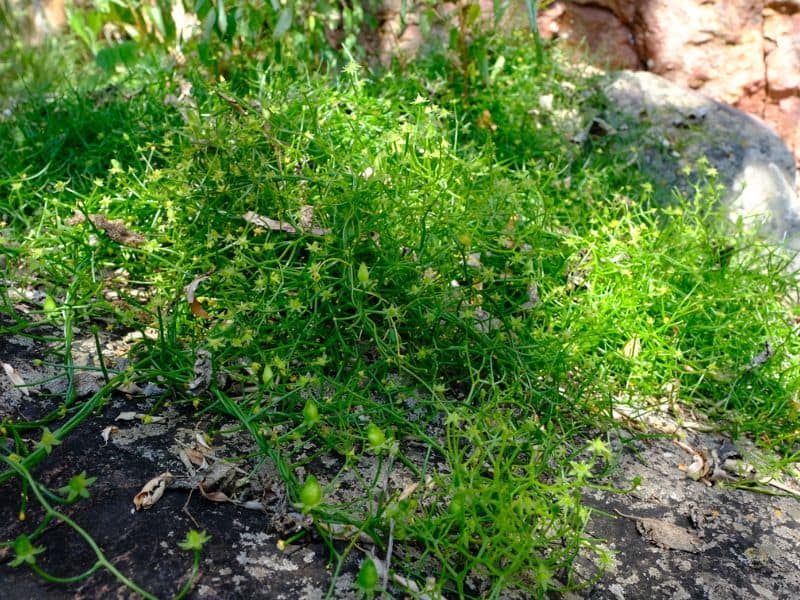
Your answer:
[2,456,156,597]
[2,27,799,599]
[176,529,211,599]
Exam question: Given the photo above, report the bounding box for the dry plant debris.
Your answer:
[66,212,146,247]
[613,509,704,553]
[133,472,175,510]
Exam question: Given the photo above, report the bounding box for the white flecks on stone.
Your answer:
[608,582,626,599]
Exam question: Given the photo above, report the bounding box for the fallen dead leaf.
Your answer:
[195,432,212,450]
[675,439,711,482]
[117,382,144,395]
[189,299,210,319]
[115,412,165,423]
[476,109,497,132]
[115,411,138,421]
[622,336,642,359]
[184,274,212,319]
[67,213,146,247]
[184,447,209,466]
[187,350,213,396]
[170,0,199,44]
[198,486,232,503]
[2,362,29,396]
[397,481,419,502]
[466,252,482,269]
[133,472,174,510]
[100,425,118,445]
[243,210,330,237]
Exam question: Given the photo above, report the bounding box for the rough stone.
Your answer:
[602,70,800,253]
[764,8,800,95]
[534,1,641,70]
[537,0,800,175]
[9,0,66,44]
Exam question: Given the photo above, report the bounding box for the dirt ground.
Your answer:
[1,312,799,599]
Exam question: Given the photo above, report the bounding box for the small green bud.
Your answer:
[303,399,320,426]
[262,365,274,386]
[357,262,370,285]
[366,423,385,448]
[43,295,58,320]
[178,529,210,552]
[356,557,379,594]
[299,474,322,511]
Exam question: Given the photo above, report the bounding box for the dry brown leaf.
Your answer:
[477,109,497,132]
[184,274,212,319]
[171,0,199,44]
[117,381,144,395]
[187,350,213,396]
[397,481,419,502]
[674,440,711,482]
[2,362,29,396]
[189,298,211,319]
[133,472,174,510]
[67,213,146,247]
[178,449,198,475]
[184,447,208,466]
[198,484,232,503]
[466,252,482,269]
[184,274,209,303]
[242,210,330,236]
[195,432,212,450]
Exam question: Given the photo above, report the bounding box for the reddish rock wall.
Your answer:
[538,0,800,172]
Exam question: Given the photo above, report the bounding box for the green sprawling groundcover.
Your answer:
[1,23,799,599]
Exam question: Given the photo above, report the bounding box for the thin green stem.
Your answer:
[173,552,201,600]
[30,561,103,584]
[1,456,158,600]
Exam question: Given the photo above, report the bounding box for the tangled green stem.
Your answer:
[1,455,159,600]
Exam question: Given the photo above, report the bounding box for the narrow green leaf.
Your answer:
[217,0,228,36]
[273,4,293,39]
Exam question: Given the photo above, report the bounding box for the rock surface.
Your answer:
[538,0,800,175]
[601,70,800,253]
[577,429,800,600]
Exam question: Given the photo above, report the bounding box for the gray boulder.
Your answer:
[601,70,800,256]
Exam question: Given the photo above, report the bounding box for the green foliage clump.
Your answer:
[1,26,799,599]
